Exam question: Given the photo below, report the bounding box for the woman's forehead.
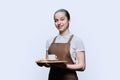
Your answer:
[54,12,66,18]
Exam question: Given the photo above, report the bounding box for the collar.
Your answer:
[57,33,72,39]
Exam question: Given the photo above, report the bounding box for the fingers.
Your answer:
[44,63,50,67]
[36,59,44,62]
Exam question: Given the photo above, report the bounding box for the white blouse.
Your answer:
[46,33,85,63]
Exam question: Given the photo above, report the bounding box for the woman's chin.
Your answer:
[58,29,64,32]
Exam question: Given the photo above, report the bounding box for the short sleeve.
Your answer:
[46,37,54,50]
[72,36,85,52]
[70,35,85,63]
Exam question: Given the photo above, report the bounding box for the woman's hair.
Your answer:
[54,9,70,20]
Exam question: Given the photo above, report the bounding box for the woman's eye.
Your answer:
[54,19,58,22]
[61,18,64,21]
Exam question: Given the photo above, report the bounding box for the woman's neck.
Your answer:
[59,29,70,36]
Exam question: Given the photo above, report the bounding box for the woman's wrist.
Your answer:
[66,64,85,71]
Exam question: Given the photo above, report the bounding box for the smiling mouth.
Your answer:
[57,24,64,29]
[57,25,63,29]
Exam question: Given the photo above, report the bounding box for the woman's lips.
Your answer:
[57,25,63,29]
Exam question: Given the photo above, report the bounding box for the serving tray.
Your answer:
[36,59,67,64]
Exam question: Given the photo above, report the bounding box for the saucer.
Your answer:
[46,59,59,61]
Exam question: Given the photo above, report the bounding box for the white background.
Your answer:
[0,0,120,80]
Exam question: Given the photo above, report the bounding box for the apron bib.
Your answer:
[48,35,78,80]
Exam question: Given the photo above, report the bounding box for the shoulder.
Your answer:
[46,36,57,50]
[46,36,55,44]
[46,34,58,44]
[72,35,83,43]
[71,34,85,51]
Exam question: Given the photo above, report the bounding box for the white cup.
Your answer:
[48,54,57,60]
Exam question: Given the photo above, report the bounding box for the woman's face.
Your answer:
[54,12,70,32]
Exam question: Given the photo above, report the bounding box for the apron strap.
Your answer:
[52,36,57,43]
[67,34,74,43]
[52,34,74,43]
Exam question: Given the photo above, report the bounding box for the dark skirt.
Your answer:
[48,67,78,80]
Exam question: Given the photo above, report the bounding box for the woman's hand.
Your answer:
[36,59,51,67]
[66,64,85,71]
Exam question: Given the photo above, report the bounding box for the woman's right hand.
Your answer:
[36,59,51,67]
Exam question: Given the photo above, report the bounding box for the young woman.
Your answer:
[45,9,86,80]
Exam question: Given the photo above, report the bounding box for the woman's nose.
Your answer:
[57,21,61,24]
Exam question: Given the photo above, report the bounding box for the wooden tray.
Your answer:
[36,59,67,64]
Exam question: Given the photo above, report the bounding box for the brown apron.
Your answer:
[48,35,78,80]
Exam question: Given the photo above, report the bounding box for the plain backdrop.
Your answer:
[0,0,120,80]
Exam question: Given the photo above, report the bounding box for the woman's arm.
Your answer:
[66,51,86,71]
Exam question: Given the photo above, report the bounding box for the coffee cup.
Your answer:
[48,54,57,60]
